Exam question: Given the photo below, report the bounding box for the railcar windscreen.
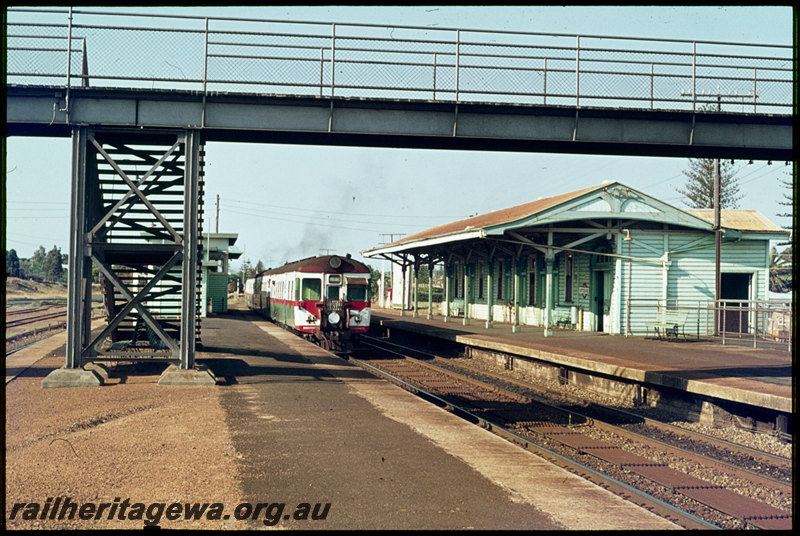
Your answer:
[327,285,340,300]
[346,285,367,301]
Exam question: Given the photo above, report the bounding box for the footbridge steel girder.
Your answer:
[6,86,792,162]
[65,126,202,370]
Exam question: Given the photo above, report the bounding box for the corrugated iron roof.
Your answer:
[687,209,788,233]
[369,183,788,258]
[386,183,607,247]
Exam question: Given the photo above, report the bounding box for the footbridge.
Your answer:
[6,8,793,382]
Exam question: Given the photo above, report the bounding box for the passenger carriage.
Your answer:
[247,254,371,353]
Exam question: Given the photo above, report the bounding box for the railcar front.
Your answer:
[263,255,371,353]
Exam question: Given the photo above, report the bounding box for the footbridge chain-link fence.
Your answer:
[7,8,793,115]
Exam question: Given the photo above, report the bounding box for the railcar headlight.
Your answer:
[352,314,362,324]
[327,312,341,325]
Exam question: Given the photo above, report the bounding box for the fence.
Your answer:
[6,7,794,115]
[629,298,792,350]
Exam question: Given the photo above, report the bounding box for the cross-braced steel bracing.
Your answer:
[65,127,203,369]
[88,136,185,243]
[89,249,182,357]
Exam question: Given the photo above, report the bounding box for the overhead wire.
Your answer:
[223,206,415,235]
[219,196,457,235]
[220,196,462,221]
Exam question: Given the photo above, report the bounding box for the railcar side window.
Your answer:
[302,278,322,300]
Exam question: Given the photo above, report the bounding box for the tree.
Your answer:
[43,245,64,281]
[676,158,742,209]
[416,264,430,286]
[776,169,793,246]
[27,246,47,280]
[769,169,794,292]
[239,259,256,285]
[6,249,21,278]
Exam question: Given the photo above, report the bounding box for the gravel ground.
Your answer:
[5,350,245,530]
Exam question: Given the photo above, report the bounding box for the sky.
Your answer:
[4,5,795,274]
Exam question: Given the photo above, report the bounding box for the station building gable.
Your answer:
[362,182,788,336]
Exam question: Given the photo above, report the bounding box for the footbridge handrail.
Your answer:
[6,7,793,115]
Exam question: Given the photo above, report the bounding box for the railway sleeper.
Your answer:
[558,439,792,529]
[673,486,792,530]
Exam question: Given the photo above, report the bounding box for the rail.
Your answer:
[6,7,793,115]
[628,298,792,350]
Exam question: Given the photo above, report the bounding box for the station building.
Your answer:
[200,232,242,316]
[362,181,789,337]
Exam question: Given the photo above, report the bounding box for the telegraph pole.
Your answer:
[714,158,721,335]
[215,194,220,233]
[713,92,721,336]
[682,87,724,336]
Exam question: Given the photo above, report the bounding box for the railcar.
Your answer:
[246,254,371,353]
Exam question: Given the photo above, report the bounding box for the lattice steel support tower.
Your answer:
[64,127,202,371]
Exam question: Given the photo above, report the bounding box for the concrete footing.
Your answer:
[157,363,216,386]
[42,367,104,389]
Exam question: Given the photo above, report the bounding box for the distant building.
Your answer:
[363,181,789,337]
[201,233,242,316]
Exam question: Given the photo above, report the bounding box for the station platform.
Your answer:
[370,308,792,415]
[197,309,681,530]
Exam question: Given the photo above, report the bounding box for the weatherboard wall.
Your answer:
[438,230,770,336]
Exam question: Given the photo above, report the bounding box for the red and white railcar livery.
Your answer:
[246,254,371,353]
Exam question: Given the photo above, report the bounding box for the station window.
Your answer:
[564,253,574,302]
[592,245,612,269]
[496,259,504,300]
[477,261,485,299]
[453,264,461,299]
[527,255,536,306]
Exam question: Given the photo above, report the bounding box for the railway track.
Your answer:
[5,304,104,355]
[6,306,53,316]
[350,335,792,530]
[6,309,68,328]
[437,355,793,485]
